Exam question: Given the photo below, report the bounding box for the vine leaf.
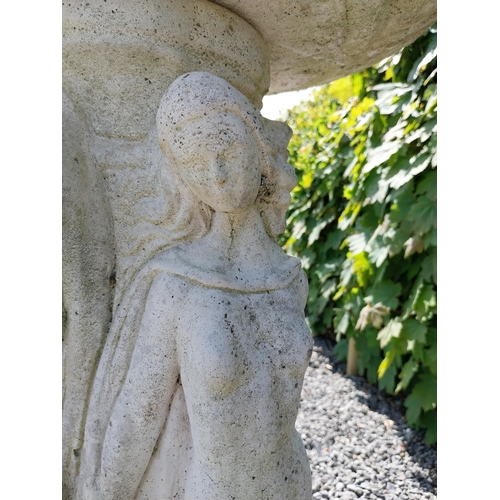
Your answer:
[395,358,419,393]
[356,302,390,331]
[404,237,424,258]
[412,373,437,412]
[401,319,427,343]
[404,393,422,424]
[362,141,403,174]
[377,318,403,348]
[407,197,437,235]
[366,280,402,310]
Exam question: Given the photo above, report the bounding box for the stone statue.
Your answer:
[76,72,313,500]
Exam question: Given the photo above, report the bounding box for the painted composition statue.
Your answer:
[76,72,313,499]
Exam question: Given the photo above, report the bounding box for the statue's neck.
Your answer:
[170,205,298,290]
[201,206,279,264]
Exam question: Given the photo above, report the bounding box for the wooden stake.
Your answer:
[347,337,359,376]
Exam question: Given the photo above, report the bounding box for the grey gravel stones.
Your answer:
[296,338,437,500]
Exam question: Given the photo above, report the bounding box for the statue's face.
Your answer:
[169,113,261,213]
[258,121,297,240]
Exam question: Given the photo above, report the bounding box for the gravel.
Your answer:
[296,337,437,500]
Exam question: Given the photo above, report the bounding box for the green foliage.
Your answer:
[283,26,437,444]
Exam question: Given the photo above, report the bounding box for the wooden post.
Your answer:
[346,337,359,376]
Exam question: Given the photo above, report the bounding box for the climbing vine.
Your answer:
[282,25,437,444]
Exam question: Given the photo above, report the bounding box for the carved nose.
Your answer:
[214,171,228,187]
[212,160,229,186]
[280,160,298,191]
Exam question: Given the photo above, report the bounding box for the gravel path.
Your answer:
[296,337,437,500]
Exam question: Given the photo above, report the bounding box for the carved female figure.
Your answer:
[78,72,312,499]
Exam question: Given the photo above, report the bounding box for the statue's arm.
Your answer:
[100,274,180,499]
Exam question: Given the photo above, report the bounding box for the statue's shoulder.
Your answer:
[145,249,203,296]
[146,246,303,293]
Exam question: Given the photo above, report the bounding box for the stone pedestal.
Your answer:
[62,1,436,498]
[63,3,269,496]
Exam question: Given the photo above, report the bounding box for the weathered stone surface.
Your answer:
[63,2,437,498]
[76,72,313,499]
[63,0,269,140]
[211,0,437,93]
[62,90,116,498]
[62,4,270,497]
